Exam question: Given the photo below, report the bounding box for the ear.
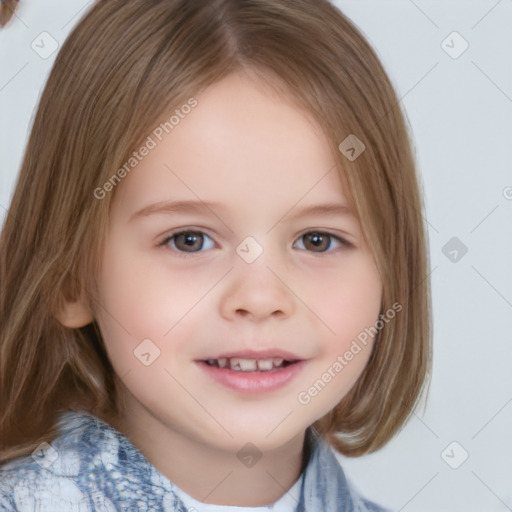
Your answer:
[53,276,95,328]
[55,298,94,328]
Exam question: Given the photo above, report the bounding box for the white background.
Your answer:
[1,1,511,511]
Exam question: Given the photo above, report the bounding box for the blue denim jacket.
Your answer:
[0,410,391,511]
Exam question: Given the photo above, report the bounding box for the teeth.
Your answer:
[206,357,288,371]
[235,358,257,371]
[256,359,273,371]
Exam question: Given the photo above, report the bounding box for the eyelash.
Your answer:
[158,229,352,258]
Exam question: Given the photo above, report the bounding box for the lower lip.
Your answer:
[197,360,308,393]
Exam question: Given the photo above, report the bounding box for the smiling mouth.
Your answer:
[198,355,308,392]
[203,357,298,372]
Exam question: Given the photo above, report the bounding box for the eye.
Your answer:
[160,230,215,254]
[293,231,350,253]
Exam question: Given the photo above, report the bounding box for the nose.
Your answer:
[218,254,296,323]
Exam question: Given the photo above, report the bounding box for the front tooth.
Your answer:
[257,359,273,371]
[229,358,241,370]
[218,358,228,368]
[272,358,284,368]
[238,359,258,371]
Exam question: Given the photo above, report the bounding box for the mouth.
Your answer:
[202,357,297,372]
[196,351,307,393]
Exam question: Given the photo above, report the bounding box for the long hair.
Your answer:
[0,0,432,462]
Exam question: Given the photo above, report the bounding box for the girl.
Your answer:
[0,0,432,510]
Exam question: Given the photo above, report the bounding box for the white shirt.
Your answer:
[172,473,304,512]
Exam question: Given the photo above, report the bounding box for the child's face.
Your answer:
[94,71,382,452]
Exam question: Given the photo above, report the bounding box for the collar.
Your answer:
[50,410,387,511]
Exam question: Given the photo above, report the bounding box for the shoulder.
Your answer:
[302,428,394,512]
[0,410,121,511]
[333,457,394,512]
[0,410,181,511]
[348,482,394,512]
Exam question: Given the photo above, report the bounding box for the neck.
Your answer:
[114,395,308,507]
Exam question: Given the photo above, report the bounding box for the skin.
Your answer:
[60,70,383,506]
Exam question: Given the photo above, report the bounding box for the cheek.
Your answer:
[295,259,382,413]
[306,255,382,352]
[97,240,210,334]
[94,240,223,372]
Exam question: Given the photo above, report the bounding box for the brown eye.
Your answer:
[304,232,329,251]
[294,231,348,253]
[173,232,203,252]
[162,231,214,253]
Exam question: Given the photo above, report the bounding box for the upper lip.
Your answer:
[199,349,302,361]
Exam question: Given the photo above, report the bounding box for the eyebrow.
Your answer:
[129,200,226,222]
[285,202,354,219]
[129,199,354,222]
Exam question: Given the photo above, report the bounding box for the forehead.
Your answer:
[111,71,353,221]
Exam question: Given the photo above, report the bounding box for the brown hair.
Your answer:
[0,0,431,463]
